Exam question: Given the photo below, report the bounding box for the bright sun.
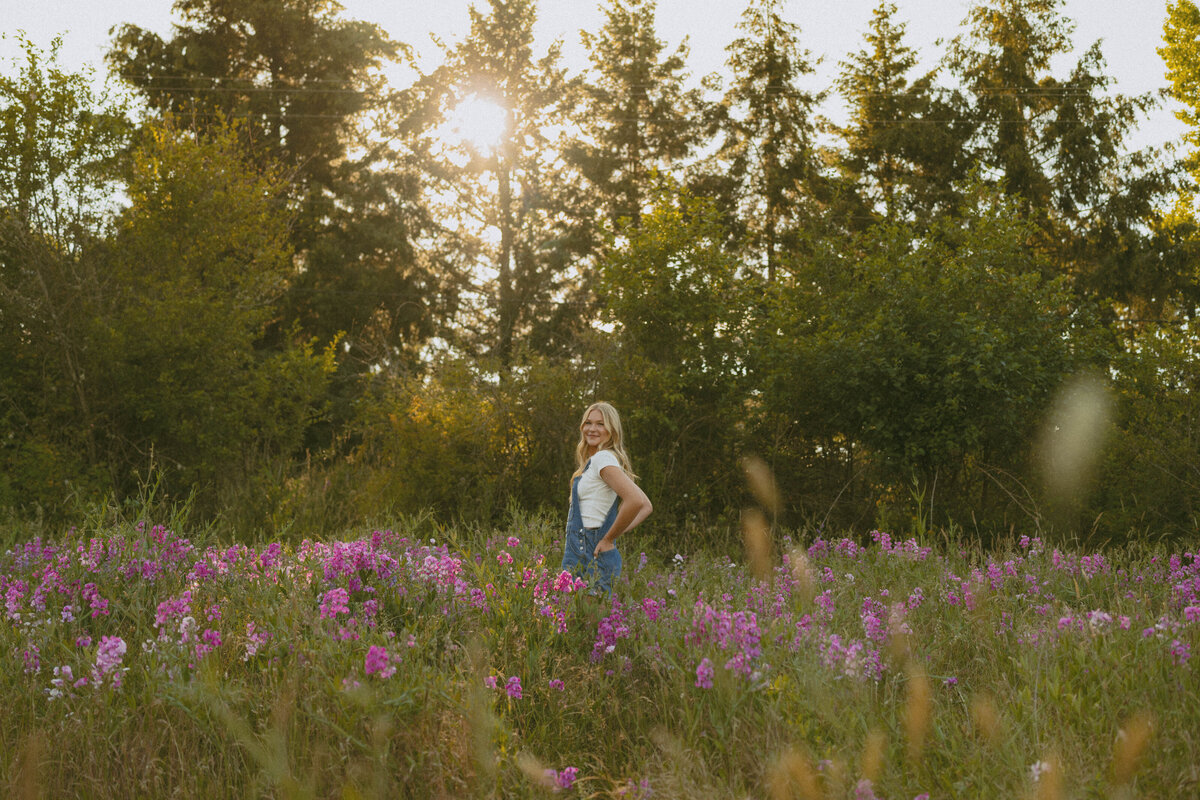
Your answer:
[450,94,508,153]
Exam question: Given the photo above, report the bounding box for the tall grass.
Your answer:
[2,506,1197,798]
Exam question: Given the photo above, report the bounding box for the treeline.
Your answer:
[4,0,1200,543]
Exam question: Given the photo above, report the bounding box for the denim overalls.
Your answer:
[561,458,622,593]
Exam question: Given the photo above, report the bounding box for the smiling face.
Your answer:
[581,408,612,453]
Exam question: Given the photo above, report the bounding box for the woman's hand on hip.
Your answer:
[594,537,616,557]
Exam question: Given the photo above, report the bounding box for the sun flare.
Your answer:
[450,94,508,152]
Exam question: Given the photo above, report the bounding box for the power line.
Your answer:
[115,72,1143,98]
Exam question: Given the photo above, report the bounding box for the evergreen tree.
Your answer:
[108,0,451,371]
[711,0,825,282]
[434,0,586,365]
[945,0,1169,306]
[572,0,702,231]
[108,0,392,199]
[835,1,972,224]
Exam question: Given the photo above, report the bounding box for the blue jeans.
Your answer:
[562,526,622,594]
[562,462,622,593]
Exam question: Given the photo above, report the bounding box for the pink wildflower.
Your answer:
[555,767,578,789]
[505,675,523,698]
[364,645,396,679]
[695,657,714,689]
[319,588,350,619]
[92,636,127,687]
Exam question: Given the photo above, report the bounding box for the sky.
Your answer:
[1,0,1188,151]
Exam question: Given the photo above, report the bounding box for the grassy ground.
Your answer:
[2,509,1197,798]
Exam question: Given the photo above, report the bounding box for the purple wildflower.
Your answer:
[92,636,127,687]
[319,588,350,619]
[695,657,714,689]
[365,645,396,679]
[555,766,578,789]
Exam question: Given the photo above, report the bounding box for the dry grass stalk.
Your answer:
[1110,711,1153,787]
[768,748,825,800]
[861,728,887,783]
[466,638,498,783]
[742,507,773,582]
[1031,753,1063,800]
[904,662,931,762]
[970,694,1001,745]
[13,730,44,800]
[515,752,554,789]
[742,456,781,515]
[788,546,816,604]
[887,604,911,661]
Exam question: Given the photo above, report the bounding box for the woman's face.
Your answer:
[581,408,612,450]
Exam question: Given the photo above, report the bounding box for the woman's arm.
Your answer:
[594,465,652,555]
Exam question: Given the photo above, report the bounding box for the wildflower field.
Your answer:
[2,511,1198,799]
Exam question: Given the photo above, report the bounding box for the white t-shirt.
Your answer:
[577,449,622,528]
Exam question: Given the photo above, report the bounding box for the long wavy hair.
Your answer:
[573,401,638,480]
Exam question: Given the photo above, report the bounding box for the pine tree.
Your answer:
[108,0,450,371]
[572,0,702,231]
[712,0,825,282]
[434,0,586,365]
[946,0,1171,303]
[835,1,971,224]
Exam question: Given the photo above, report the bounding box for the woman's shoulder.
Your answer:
[590,448,622,471]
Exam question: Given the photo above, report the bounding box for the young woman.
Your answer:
[561,402,652,593]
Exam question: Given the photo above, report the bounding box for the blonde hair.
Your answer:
[574,401,638,480]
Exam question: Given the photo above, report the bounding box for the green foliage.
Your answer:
[108,0,448,372]
[1162,0,1200,162]
[1093,321,1200,538]
[0,46,335,528]
[756,184,1097,528]
[835,2,972,226]
[0,34,128,247]
[572,0,702,231]
[0,38,131,515]
[594,186,748,522]
[709,0,827,280]
[344,355,589,524]
[4,0,1200,543]
[945,0,1173,305]
[432,0,590,363]
[92,120,337,521]
[107,0,395,188]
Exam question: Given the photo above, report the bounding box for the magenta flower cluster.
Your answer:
[3,518,1197,750]
[544,766,578,790]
